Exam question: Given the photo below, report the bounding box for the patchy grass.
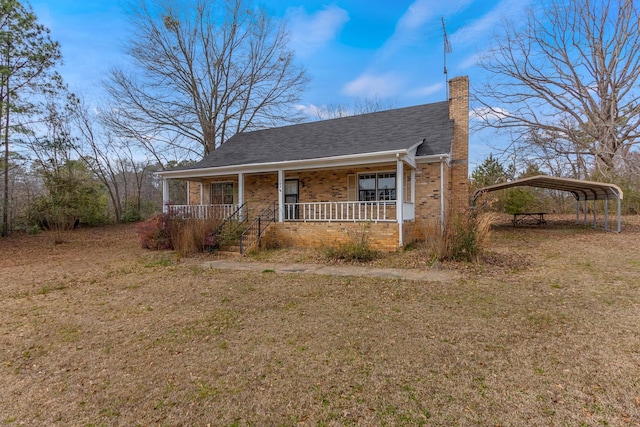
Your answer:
[0,221,639,425]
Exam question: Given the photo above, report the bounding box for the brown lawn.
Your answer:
[1,218,639,426]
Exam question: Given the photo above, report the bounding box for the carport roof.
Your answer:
[472,175,624,204]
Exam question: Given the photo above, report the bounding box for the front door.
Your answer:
[284,179,299,219]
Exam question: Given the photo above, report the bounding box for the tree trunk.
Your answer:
[2,74,10,237]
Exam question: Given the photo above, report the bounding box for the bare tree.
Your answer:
[475,0,640,177]
[104,0,308,158]
[314,97,397,120]
[74,100,159,222]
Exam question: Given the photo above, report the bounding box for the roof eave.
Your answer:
[415,153,450,163]
[156,148,427,179]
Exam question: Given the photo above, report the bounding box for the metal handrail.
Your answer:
[205,202,247,250]
[239,202,277,254]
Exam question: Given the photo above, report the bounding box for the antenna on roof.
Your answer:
[442,17,452,100]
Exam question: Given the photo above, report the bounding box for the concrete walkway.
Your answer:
[202,259,460,282]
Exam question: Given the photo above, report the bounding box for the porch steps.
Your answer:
[222,245,241,253]
[214,249,241,258]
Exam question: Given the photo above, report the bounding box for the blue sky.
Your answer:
[29,0,532,168]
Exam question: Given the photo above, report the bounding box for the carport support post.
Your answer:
[604,199,609,231]
[593,200,597,229]
[575,200,580,224]
[618,197,622,233]
[583,200,588,226]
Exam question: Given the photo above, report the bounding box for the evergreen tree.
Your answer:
[471,154,513,189]
[0,0,62,236]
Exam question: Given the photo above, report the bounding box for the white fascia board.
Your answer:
[399,152,417,169]
[398,140,423,169]
[155,149,410,180]
[415,153,449,164]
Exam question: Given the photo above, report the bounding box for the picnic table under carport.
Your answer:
[471,175,624,232]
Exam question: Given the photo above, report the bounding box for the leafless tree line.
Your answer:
[475,0,640,179]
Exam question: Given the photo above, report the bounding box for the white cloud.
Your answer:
[410,82,444,97]
[457,52,482,70]
[470,106,509,121]
[342,73,404,98]
[396,0,433,34]
[377,0,434,60]
[294,103,322,118]
[377,0,474,62]
[286,5,349,56]
[450,0,530,46]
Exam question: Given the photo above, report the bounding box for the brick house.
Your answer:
[157,76,469,251]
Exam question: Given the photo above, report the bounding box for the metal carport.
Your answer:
[471,175,624,233]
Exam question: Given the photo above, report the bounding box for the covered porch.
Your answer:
[161,154,422,248]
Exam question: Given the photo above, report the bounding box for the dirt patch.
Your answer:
[1,221,639,426]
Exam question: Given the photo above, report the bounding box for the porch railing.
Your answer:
[167,204,237,220]
[284,201,397,222]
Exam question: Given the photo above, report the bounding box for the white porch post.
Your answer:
[238,172,245,215]
[278,169,284,222]
[199,183,204,205]
[162,178,170,213]
[396,158,404,247]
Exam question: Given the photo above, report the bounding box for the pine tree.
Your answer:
[0,0,62,236]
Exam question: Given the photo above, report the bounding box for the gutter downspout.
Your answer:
[396,155,404,247]
[440,157,445,235]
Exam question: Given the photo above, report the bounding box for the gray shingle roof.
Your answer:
[179,101,453,171]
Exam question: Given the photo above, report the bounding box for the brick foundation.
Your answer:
[271,221,399,252]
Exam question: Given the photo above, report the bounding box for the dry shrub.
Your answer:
[258,226,281,250]
[137,214,221,255]
[136,213,172,250]
[444,210,496,262]
[168,218,222,257]
[325,223,379,262]
[419,219,444,262]
[423,210,496,262]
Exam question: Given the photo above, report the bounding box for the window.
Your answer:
[358,172,396,201]
[211,182,234,205]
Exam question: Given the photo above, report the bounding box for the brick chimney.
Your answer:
[448,76,469,213]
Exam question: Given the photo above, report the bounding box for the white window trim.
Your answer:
[357,171,397,202]
[210,181,235,205]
